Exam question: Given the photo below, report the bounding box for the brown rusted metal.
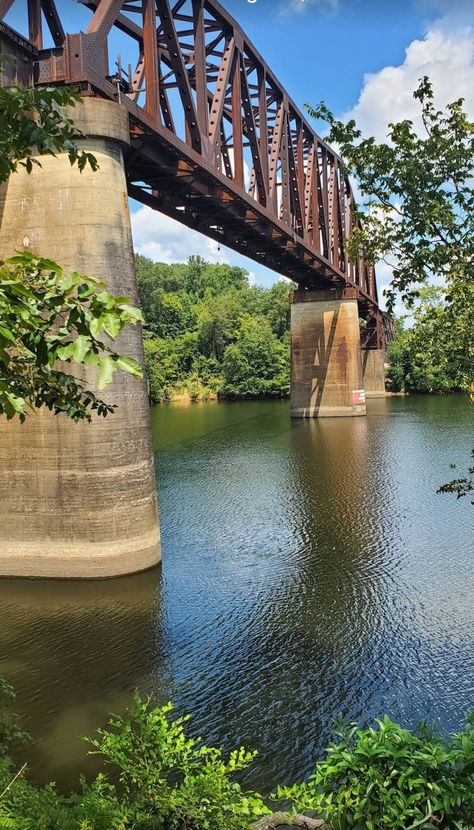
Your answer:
[0,0,15,18]
[0,0,393,346]
[27,0,42,49]
[38,0,64,46]
[142,0,160,121]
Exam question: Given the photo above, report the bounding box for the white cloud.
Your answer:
[277,0,338,16]
[345,21,474,140]
[130,205,229,264]
[343,13,474,305]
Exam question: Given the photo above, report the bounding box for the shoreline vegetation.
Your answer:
[137,254,292,405]
[1,683,474,830]
[137,256,470,404]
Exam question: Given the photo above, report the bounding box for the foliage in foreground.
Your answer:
[1,682,474,830]
[0,83,97,185]
[0,253,143,422]
[0,82,143,421]
[437,450,474,505]
[137,255,292,402]
[0,689,269,830]
[277,715,474,830]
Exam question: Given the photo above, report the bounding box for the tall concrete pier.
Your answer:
[362,349,386,398]
[0,98,161,578]
[290,288,366,418]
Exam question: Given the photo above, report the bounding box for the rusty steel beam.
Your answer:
[240,52,266,205]
[142,0,160,121]
[40,0,64,46]
[27,0,42,49]
[0,0,15,19]
[86,0,125,38]
[156,0,202,152]
[1,0,392,345]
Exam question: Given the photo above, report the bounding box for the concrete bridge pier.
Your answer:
[290,288,366,418]
[0,98,161,578]
[362,349,386,398]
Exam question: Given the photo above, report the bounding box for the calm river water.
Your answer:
[1,395,473,792]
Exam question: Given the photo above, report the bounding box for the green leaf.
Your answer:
[96,355,116,389]
[103,312,122,339]
[0,324,15,343]
[116,356,142,378]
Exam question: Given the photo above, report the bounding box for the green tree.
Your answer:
[0,84,142,421]
[387,285,473,394]
[143,337,181,402]
[260,280,294,340]
[222,315,289,398]
[135,255,293,404]
[191,261,248,298]
[306,78,473,318]
[196,291,241,360]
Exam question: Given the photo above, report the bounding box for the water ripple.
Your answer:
[0,396,472,793]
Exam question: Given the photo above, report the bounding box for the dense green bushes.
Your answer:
[0,687,269,830]
[136,255,292,402]
[2,679,474,830]
[387,286,473,394]
[277,715,474,830]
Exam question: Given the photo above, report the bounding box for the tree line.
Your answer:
[386,284,473,395]
[136,254,293,402]
[137,254,471,403]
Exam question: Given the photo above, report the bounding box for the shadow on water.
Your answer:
[0,569,164,787]
[0,395,472,793]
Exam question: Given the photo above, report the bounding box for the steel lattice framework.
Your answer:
[0,0,392,347]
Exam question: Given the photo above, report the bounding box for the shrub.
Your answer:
[85,693,270,830]
[0,679,28,756]
[276,715,474,830]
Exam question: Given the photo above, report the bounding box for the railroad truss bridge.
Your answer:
[0,0,393,578]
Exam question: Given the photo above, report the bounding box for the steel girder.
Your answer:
[1,0,393,347]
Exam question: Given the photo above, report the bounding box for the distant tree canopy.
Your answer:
[136,254,294,402]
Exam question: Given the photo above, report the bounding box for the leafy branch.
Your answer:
[0,83,97,185]
[0,252,143,422]
[305,77,474,314]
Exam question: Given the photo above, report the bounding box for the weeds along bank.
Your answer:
[1,680,474,830]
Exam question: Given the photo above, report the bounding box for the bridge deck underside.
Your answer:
[0,0,393,348]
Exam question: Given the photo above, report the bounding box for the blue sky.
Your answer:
[6,0,474,296]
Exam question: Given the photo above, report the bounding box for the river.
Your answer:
[0,395,472,793]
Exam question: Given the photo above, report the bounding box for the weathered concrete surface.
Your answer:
[0,98,161,578]
[290,288,366,418]
[362,348,386,398]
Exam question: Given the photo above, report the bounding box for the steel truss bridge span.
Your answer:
[1,0,391,348]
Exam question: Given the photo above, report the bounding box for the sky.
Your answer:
[5,0,474,298]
